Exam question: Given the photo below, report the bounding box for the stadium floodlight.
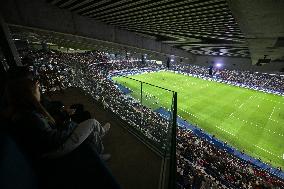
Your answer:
[216,63,222,68]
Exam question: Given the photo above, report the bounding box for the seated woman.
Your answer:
[1,77,111,160]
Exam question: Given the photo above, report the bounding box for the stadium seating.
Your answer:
[3,48,283,189]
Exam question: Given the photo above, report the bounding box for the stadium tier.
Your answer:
[10,49,283,188]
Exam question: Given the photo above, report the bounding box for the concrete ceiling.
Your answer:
[10,25,134,52]
[1,0,195,62]
[48,0,249,58]
[228,0,284,64]
[3,0,284,65]
[9,25,169,59]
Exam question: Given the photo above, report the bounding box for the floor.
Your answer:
[49,88,162,189]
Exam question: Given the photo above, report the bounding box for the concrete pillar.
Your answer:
[0,15,22,68]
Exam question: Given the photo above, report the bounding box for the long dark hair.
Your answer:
[2,77,55,124]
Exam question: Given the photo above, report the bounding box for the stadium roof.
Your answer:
[48,0,249,58]
[1,0,284,64]
[10,25,146,54]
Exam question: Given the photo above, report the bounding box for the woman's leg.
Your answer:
[80,119,110,138]
[85,131,104,154]
[43,118,110,158]
[43,120,95,158]
[79,119,110,155]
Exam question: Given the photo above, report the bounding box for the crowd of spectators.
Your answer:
[20,49,170,150]
[177,128,284,189]
[15,48,284,189]
[171,63,284,95]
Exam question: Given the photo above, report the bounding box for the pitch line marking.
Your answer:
[229,95,254,119]
[178,113,282,162]
[269,119,279,124]
[238,103,244,109]
[215,125,235,136]
[210,126,283,161]
[218,130,282,160]
[208,126,282,160]
[230,114,284,137]
[269,106,276,120]
[253,145,282,159]
[179,108,199,119]
[179,110,237,137]
[253,95,284,105]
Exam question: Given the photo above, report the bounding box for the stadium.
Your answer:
[0,0,284,189]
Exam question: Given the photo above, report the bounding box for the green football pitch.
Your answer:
[112,71,284,169]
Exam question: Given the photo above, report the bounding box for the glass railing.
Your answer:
[35,59,178,189]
